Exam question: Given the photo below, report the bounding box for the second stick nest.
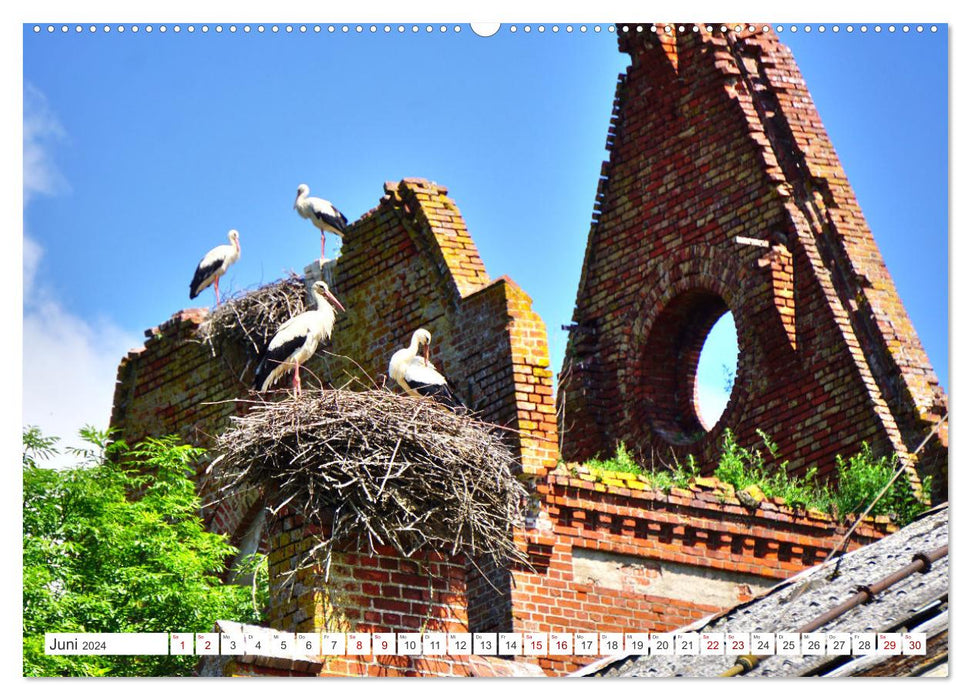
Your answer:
[197,275,308,371]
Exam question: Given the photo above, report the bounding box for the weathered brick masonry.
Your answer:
[479,462,889,675]
[108,27,934,677]
[560,27,948,499]
[262,508,502,677]
[110,179,558,534]
[316,179,558,477]
[109,177,559,675]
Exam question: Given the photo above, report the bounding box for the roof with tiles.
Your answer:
[577,505,948,678]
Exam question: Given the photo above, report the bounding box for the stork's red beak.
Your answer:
[325,288,345,313]
[424,344,430,365]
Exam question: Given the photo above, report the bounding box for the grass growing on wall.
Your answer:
[579,431,929,525]
[713,430,831,511]
[583,442,699,491]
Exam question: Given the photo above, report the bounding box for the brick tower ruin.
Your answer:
[559,27,948,500]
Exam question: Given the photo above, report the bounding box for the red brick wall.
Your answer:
[264,508,494,677]
[109,309,258,544]
[560,27,947,499]
[108,45,924,677]
[107,178,559,675]
[311,178,558,477]
[501,465,893,675]
[465,555,513,635]
[224,470,893,678]
[109,177,557,525]
[266,509,468,635]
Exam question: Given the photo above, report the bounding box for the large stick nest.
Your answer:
[197,275,308,369]
[212,389,529,574]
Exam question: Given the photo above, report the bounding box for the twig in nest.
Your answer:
[196,275,308,372]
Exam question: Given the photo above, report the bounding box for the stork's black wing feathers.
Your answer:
[189,258,222,299]
[312,207,348,234]
[406,379,467,410]
[253,336,305,390]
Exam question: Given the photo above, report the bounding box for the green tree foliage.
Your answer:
[23,427,266,677]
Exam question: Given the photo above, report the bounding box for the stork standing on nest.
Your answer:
[388,328,465,408]
[189,229,240,306]
[293,183,348,262]
[254,280,345,395]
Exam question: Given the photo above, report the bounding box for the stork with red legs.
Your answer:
[189,229,240,306]
[293,183,348,262]
[254,281,345,395]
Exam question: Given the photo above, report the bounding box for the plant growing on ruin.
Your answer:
[833,443,930,524]
[584,442,641,475]
[584,443,698,490]
[580,431,928,526]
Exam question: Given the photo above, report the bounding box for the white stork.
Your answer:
[253,280,345,394]
[189,229,240,305]
[388,328,465,408]
[294,183,348,261]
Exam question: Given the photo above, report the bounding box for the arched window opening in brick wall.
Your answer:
[639,289,737,445]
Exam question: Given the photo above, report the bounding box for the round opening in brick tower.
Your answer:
[212,389,530,578]
[636,290,739,445]
[695,311,738,430]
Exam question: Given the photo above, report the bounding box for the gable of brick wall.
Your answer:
[559,28,947,500]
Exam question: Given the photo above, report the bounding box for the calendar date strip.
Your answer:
[45,631,927,657]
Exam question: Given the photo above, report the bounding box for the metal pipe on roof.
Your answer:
[719,545,948,677]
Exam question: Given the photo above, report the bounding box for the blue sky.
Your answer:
[22,22,948,455]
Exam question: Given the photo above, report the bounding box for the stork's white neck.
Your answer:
[295,190,310,216]
[408,332,424,357]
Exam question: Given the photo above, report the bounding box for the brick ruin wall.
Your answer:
[109,178,559,543]
[315,179,557,476]
[212,466,893,677]
[510,465,891,674]
[264,508,493,677]
[106,28,939,676]
[110,309,263,551]
[109,171,896,676]
[560,28,948,500]
[112,178,557,475]
[108,177,559,675]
